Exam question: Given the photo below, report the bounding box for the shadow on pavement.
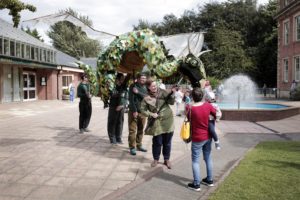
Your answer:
[0,138,49,146]
[42,125,153,165]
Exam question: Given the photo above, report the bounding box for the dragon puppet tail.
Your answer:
[76,61,99,97]
[98,72,115,108]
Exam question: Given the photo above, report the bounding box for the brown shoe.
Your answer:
[164,160,171,169]
[151,160,158,167]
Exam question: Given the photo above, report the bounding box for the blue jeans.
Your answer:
[208,120,218,142]
[191,139,213,185]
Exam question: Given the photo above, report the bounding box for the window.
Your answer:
[62,75,73,87]
[21,43,25,58]
[25,44,30,59]
[47,50,50,62]
[284,21,289,45]
[0,37,2,55]
[39,48,43,61]
[34,47,39,60]
[31,46,35,60]
[296,15,300,41]
[283,59,289,82]
[10,40,15,56]
[295,56,300,81]
[4,38,9,56]
[62,75,73,93]
[50,51,54,63]
[43,49,46,62]
[53,52,57,63]
[16,42,21,57]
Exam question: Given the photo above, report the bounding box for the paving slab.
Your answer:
[0,99,299,200]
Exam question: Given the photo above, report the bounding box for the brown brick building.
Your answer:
[0,18,84,103]
[275,0,300,98]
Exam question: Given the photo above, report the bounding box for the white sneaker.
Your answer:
[215,142,221,150]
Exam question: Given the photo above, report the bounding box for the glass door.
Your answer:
[23,72,36,101]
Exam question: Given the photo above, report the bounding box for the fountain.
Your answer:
[220,74,257,108]
[216,74,299,121]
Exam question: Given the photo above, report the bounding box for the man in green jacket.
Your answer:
[128,73,148,155]
[77,74,92,133]
[107,73,130,144]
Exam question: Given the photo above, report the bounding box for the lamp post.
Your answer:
[237,86,240,110]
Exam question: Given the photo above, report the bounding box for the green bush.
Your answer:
[63,88,70,95]
[290,85,300,100]
[207,76,220,90]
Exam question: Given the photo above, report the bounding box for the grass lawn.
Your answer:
[209,141,300,200]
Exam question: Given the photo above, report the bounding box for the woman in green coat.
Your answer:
[140,79,176,169]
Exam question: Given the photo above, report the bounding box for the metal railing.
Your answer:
[256,88,278,99]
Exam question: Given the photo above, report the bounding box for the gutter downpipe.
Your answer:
[57,65,62,100]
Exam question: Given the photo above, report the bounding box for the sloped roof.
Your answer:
[0,18,55,50]
[56,51,78,67]
[0,18,81,68]
[79,57,97,70]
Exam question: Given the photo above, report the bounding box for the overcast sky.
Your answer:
[1,0,270,35]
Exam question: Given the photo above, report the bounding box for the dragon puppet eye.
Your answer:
[184,54,199,68]
[190,59,198,67]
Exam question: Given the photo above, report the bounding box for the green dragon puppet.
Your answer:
[78,29,207,106]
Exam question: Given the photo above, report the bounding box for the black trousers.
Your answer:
[79,100,92,129]
[107,107,124,143]
[152,132,173,161]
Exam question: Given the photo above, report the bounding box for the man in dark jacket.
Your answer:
[107,73,130,144]
[128,73,148,155]
[77,74,92,133]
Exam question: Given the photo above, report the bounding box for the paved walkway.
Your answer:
[0,98,299,200]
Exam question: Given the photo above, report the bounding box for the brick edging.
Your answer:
[198,144,257,200]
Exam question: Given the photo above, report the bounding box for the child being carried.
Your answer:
[205,91,222,150]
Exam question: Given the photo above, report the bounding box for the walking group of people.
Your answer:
[77,73,222,191]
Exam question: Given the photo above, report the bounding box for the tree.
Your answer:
[59,8,93,27]
[22,27,44,42]
[132,0,277,85]
[197,0,277,86]
[133,19,164,35]
[0,0,36,27]
[248,0,278,87]
[48,21,101,58]
[202,23,254,79]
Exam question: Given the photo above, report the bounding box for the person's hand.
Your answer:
[171,85,177,93]
[132,87,138,94]
[151,113,159,119]
[133,112,138,118]
[116,105,123,111]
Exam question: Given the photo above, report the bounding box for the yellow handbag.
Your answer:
[180,109,192,143]
[180,120,190,140]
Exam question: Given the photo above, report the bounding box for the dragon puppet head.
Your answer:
[177,37,208,88]
[178,53,206,88]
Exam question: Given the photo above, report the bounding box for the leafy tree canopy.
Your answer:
[21,26,44,42]
[203,23,254,79]
[59,7,93,27]
[48,20,101,58]
[133,0,278,87]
